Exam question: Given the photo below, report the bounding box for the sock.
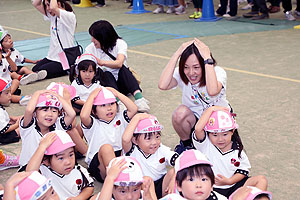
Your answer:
[0,150,6,164]
[182,139,193,147]
[18,75,23,81]
[116,97,120,102]
[134,92,143,100]
[19,96,25,102]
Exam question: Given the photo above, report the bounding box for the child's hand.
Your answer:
[90,87,102,99]
[142,177,153,200]
[106,158,127,181]
[106,87,119,98]
[4,49,11,58]
[215,174,231,186]
[39,132,57,149]
[62,87,71,100]
[96,57,103,66]
[136,113,150,121]
[210,106,230,112]
[5,171,32,188]
[230,186,252,200]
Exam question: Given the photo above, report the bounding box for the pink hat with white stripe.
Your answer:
[75,53,98,65]
[15,171,52,200]
[93,87,116,105]
[44,130,75,155]
[46,82,77,99]
[108,156,144,186]
[134,115,163,134]
[0,78,11,92]
[175,149,212,173]
[229,186,272,200]
[204,110,238,133]
[36,93,62,110]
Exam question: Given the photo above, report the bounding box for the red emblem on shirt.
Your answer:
[159,157,165,163]
[234,161,240,167]
[231,158,236,164]
[116,120,121,125]
[76,179,82,185]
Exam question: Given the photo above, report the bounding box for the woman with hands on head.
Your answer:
[158,38,230,154]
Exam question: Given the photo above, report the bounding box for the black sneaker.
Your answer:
[174,141,195,155]
[243,11,259,18]
[252,13,269,20]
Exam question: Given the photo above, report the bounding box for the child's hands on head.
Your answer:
[5,171,33,189]
[106,157,127,182]
[90,87,102,99]
[106,87,118,98]
[210,105,230,113]
[39,132,57,150]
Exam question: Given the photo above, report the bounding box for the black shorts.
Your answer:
[190,114,199,137]
[154,174,166,199]
[87,150,122,183]
[9,65,24,73]
[0,130,20,144]
[213,176,249,198]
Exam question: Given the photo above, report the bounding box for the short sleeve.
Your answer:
[192,131,210,152]
[58,9,76,29]
[14,49,25,64]
[115,39,127,58]
[172,67,183,89]
[234,151,251,176]
[214,66,227,89]
[160,144,179,167]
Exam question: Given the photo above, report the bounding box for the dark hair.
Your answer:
[178,43,216,86]
[133,132,161,141]
[69,60,97,82]
[176,164,215,188]
[91,102,119,119]
[43,146,76,164]
[35,106,61,116]
[88,20,121,53]
[254,194,270,200]
[0,34,14,53]
[43,0,73,15]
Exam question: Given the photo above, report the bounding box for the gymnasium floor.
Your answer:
[1,0,300,199]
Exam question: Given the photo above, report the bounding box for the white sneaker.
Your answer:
[20,73,38,85]
[175,5,187,12]
[241,4,252,10]
[19,95,31,106]
[153,7,164,14]
[166,7,175,14]
[285,11,296,21]
[294,10,300,17]
[223,13,232,18]
[175,6,186,15]
[37,70,47,80]
[135,98,150,113]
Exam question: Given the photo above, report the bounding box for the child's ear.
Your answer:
[132,137,138,145]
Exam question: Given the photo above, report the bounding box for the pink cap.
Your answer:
[229,186,272,200]
[204,110,238,133]
[134,115,164,134]
[36,93,62,110]
[108,156,144,186]
[160,193,187,200]
[15,171,52,200]
[0,78,11,92]
[44,130,75,155]
[93,87,116,105]
[75,53,97,65]
[46,82,77,99]
[175,149,212,173]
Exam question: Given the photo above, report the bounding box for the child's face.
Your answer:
[95,102,117,122]
[0,88,11,105]
[208,130,233,152]
[134,132,161,156]
[112,185,142,200]
[80,65,95,86]
[1,35,13,50]
[36,107,59,130]
[177,175,212,200]
[49,147,75,175]
[37,186,59,200]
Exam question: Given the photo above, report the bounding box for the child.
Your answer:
[3,171,59,200]
[122,113,179,198]
[193,106,251,198]
[69,53,100,113]
[0,78,21,144]
[170,149,227,200]
[91,156,157,200]
[80,86,137,182]
[0,149,19,171]
[26,130,94,199]
[0,27,47,85]
[18,89,76,170]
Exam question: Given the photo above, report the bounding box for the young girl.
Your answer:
[193,106,251,198]
[69,53,101,113]
[26,130,94,199]
[122,113,179,198]
[0,27,47,85]
[18,89,76,170]
[91,156,157,200]
[168,149,227,200]
[80,86,137,182]
[32,0,76,79]
[3,171,59,200]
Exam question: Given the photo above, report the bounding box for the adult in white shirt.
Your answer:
[32,0,76,79]
[158,38,230,154]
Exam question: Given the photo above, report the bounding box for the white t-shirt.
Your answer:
[71,78,100,102]
[2,48,25,65]
[44,9,76,62]
[84,39,128,80]
[95,190,143,200]
[0,105,10,135]
[126,143,179,181]
[160,192,227,200]
[0,58,12,81]
[192,132,251,189]
[82,110,130,165]
[19,116,71,166]
[173,66,229,118]
[40,164,94,200]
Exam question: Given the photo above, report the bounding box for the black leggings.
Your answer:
[32,58,67,79]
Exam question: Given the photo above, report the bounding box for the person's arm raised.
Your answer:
[32,0,46,15]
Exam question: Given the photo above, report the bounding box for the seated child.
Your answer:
[80,86,137,182]
[0,78,21,145]
[122,113,179,198]
[174,149,227,200]
[193,106,251,198]
[3,171,59,200]
[18,89,76,170]
[26,130,94,199]
[91,156,157,200]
